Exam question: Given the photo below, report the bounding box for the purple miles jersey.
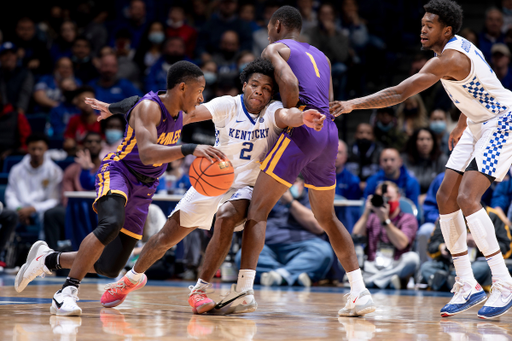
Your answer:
[106,91,183,178]
[274,39,331,117]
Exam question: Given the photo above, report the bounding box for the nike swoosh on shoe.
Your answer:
[53,298,63,309]
[214,292,248,310]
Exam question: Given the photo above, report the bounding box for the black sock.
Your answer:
[44,252,62,271]
[62,277,81,289]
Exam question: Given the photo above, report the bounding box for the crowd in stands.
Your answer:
[1,0,512,290]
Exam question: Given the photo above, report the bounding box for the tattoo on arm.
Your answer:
[351,88,402,109]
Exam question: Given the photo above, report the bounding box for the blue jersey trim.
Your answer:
[240,94,256,125]
[448,36,458,43]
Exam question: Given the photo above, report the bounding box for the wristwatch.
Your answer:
[382,218,391,226]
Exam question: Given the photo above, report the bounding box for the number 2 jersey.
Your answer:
[202,94,283,188]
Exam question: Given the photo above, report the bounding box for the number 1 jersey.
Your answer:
[202,94,283,189]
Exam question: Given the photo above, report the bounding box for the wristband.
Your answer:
[285,199,294,209]
[181,144,198,156]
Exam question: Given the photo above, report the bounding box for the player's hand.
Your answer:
[193,145,227,163]
[329,101,354,117]
[448,124,465,151]
[302,109,325,131]
[85,97,113,122]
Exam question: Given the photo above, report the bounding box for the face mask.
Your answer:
[377,121,393,132]
[290,184,301,199]
[203,71,217,85]
[239,62,250,73]
[167,19,184,29]
[105,129,123,144]
[356,138,373,151]
[429,121,446,134]
[403,107,418,116]
[388,200,400,215]
[149,32,165,44]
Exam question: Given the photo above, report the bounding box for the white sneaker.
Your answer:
[440,278,486,317]
[260,271,282,286]
[477,279,512,319]
[15,240,53,292]
[298,273,311,287]
[49,315,82,340]
[213,284,257,315]
[50,286,82,316]
[338,289,376,317]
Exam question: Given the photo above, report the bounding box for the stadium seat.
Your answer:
[0,184,6,204]
[26,113,48,134]
[2,155,24,173]
[399,197,418,219]
[0,173,8,185]
[49,137,64,149]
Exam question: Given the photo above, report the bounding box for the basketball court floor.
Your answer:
[1,275,511,340]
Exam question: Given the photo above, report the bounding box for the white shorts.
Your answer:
[446,111,512,182]
[169,186,253,231]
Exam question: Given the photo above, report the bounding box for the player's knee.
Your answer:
[215,207,239,234]
[94,214,125,246]
[436,188,450,207]
[456,191,474,211]
[314,211,336,229]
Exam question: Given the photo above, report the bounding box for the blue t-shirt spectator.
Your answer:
[88,78,142,104]
[423,172,445,224]
[34,75,82,112]
[491,178,512,213]
[49,102,79,138]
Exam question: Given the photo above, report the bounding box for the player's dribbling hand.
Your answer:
[193,145,227,163]
[329,101,353,117]
[303,109,325,131]
[85,97,113,122]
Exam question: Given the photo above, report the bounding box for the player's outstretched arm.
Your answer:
[275,107,326,131]
[131,101,226,165]
[86,95,140,121]
[182,104,213,125]
[262,44,299,108]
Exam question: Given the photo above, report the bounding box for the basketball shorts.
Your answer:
[170,186,253,231]
[446,111,512,182]
[260,119,337,189]
[93,159,159,239]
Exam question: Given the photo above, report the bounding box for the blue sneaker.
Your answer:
[477,279,512,319]
[440,278,487,317]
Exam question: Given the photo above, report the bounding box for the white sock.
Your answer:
[126,268,144,284]
[346,268,366,296]
[486,254,512,282]
[193,278,210,290]
[452,254,477,285]
[236,269,255,292]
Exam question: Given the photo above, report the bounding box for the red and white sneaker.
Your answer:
[101,274,147,308]
[188,284,216,314]
[338,289,376,317]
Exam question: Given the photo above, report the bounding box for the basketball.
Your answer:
[189,157,235,196]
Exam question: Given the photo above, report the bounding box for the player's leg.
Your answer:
[308,188,375,317]
[189,199,250,314]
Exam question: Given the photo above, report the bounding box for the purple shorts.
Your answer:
[93,159,159,239]
[260,119,337,189]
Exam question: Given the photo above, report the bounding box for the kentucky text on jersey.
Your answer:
[227,127,270,140]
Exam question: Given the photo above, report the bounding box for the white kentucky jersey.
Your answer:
[440,35,512,123]
[203,94,283,188]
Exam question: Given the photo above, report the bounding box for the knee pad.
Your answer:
[94,261,124,278]
[466,208,500,256]
[94,195,126,245]
[93,216,124,245]
[439,210,467,254]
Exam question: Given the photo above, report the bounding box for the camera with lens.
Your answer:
[370,184,388,207]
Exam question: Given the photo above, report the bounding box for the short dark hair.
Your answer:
[84,131,102,142]
[270,5,302,32]
[240,58,277,90]
[424,0,463,34]
[405,127,441,163]
[26,133,49,147]
[74,85,95,98]
[166,60,204,89]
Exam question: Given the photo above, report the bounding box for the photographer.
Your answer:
[352,181,419,289]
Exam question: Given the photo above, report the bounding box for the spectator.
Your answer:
[0,206,18,271]
[44,132,103,250]
[346,123,382,189]
[460,27,479,47]
[340,0,370,49]
[395,94,429,137]
[134,21,165,74]
[112,0,148,50]
[145,37,189,92]
[479,7,506,62]
[63,86,101,152]
[372,107,408,152]
[429,108,450,156]
[200,60,218,101]
[420,206,511,291]
[49,78,79,138]
[82,8,109,57]
[113,29,142,90]
[490,175,512,227]
[71,37,99,84]
[165,158,192,195]
[50,21,77,63]
[237,51,255,74]
[252,1,279,57]
[12,17,52,75]
[352,181,419,289]
[305,3,349,100]
[212,31,240,79]
[504,0,512,33]
[235,176,334,287]
[189,0,209,30]
[5,134,62,227]
[99,115,126,160]
[0,93,31,167]
[165,6,198,59]
[0,42,34,114]
[89,54,142,104]
[491,43,512,90]
[402,128,448,204]
[195,0,252,62]
[364,148,420,208]
[239,3,260,33]
[297,0,317,34]
[33,57,82,113]
[335,140,361,234]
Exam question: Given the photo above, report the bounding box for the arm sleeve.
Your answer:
[17,113,32,150]
[79,169,97,191]
[108,96,141,116]
[202,96,237,125]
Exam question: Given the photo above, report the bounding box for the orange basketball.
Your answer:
[189,157,235,196]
